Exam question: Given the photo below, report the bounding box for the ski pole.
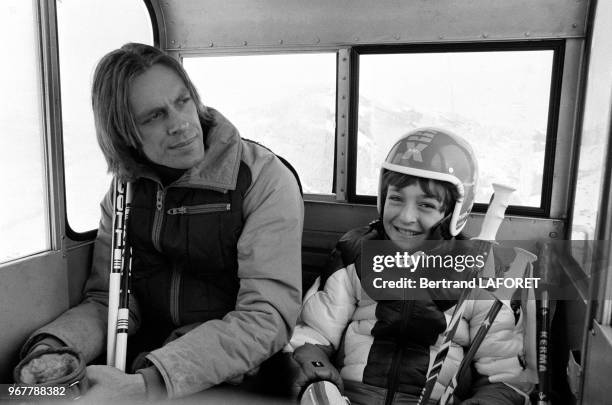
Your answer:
[417,183,515,405]
[107,179,133,370]
[535,241,557,405]
[439,247,537,405]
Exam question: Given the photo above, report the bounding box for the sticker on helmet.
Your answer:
[400,131,438,162]
[401,142,428,162]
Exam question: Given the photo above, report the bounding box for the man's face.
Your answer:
[129,64,204,169]
[382,183,445,250]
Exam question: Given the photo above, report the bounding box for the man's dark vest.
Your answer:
[128,161,252,337]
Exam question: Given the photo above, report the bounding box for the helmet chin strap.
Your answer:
[426,214,453,240]
[372,216,389,240]
[449,196,466,236]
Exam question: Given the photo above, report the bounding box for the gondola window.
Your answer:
[0,0,48,263]
[184,53,337,195]
[353,49,555,209]
[58,0,153,234]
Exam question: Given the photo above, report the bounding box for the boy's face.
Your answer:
[382,184,445,250]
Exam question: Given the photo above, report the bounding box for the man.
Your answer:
[19,43,303,400]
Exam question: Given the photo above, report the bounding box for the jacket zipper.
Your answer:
[151,184,166,253]
[167,203,231,215]
[170,265,182,326]
[150,184,181,325]
[384,300,413,405]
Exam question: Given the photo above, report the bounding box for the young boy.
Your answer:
[287,128,530,405]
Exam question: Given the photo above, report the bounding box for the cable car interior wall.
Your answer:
[1,0,611,403]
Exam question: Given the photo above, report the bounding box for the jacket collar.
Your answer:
[141,108,243,192]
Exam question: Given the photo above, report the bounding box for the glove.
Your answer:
[292,343,344,397]
[13,347,89,399]
[459,382,525,405]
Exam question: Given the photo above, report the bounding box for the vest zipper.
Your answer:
[170,265,182,326]
[152,184,166,253]
[384,300,413,405]
[167,203,231,215]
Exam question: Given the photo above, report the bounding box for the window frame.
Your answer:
[346,40,565,218]
[61,0,158,241]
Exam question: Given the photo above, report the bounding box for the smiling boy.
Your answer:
[287,128,529,405]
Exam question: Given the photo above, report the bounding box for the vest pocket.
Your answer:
[167,203,231,215]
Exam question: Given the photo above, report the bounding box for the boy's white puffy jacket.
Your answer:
[287,223,534,402]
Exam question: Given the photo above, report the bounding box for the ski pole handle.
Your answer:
[474,183,515,241]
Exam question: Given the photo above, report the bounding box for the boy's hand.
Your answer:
[292,344,343,396]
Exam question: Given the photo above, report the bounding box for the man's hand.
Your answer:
[84,365,146,402]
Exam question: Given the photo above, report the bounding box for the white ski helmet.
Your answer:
[378,128,478,236]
